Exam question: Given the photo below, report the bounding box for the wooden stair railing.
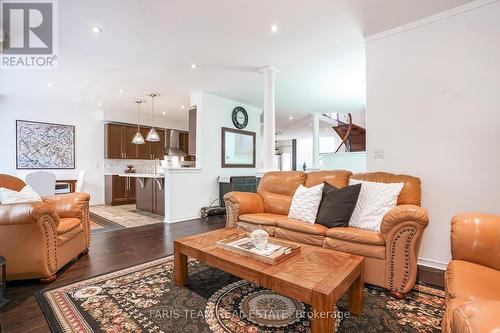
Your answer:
[334,113,353,153]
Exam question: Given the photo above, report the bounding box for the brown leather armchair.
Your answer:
[442,213,500,333]
[0,174,90,282]
[224,170,429,298]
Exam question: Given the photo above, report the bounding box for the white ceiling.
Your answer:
[0,0,472,136]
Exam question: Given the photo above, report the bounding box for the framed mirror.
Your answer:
[221,127,256,168]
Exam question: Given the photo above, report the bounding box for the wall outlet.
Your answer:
[373,148,384,159]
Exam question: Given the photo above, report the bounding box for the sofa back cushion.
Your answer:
[258,171,306,215]
[0,174,26,192]
[304,170,352,188]
[350,172,421,206]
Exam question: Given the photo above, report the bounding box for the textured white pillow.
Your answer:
[0,185,42,204]
[348,179,404,232]
[288,183,324,224]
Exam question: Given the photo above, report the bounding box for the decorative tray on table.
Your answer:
[216,232,301,265]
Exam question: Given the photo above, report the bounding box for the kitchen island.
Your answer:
[119,173,165,216]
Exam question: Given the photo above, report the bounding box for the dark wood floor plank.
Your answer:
[0,217,226,333]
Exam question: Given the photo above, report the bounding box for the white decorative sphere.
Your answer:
[250,226,269,251]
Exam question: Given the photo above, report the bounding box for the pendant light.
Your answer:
[132,100,146,145]
[145,93,160,142]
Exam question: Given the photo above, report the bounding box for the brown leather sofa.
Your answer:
[442,213,500,333]
[0,174,90,282]
[224,170,429,298]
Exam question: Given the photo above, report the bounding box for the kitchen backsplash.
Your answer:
[104,159,159,174]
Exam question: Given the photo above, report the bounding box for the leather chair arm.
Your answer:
[0,201,59,226]
[380,205,429,240]
[42,192,90,219]
[223,192,264,228]
[451,213,500,270]
[449,300,500,333]
[380,205,429,294]
[0,202,60,279]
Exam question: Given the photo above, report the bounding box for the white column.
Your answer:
[259,66,279,171]
[312,113,320,168]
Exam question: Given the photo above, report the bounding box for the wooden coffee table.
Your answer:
[174,229,364,333]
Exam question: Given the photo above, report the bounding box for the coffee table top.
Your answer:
[174,228,364,304]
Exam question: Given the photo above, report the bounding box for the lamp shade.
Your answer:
[132,132,145,144]
[146,127,161,142]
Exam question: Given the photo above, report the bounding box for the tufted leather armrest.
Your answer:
[379,205,429,294]
[223,192,264,228]
[0,201,60,226]
[380,205,429,240]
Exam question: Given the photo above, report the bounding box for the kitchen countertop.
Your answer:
[118,173,165,178]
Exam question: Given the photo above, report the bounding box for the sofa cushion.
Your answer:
[305,170,352,188]
[323,237,386,259]
[236,221,276,236]
[316,183,361,228]
[348,179,404,232]
[57,223,84,245]
[258,171,306,215]
[446,260,500,301]
[275,228,325,247]
[288,183,324,223]
[326,227,385,246]
[239,213,286,226]
[351,172,421,206]
[57,217,81,235]
[277,219,328,236]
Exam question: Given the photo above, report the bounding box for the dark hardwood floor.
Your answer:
[0,216,226,333]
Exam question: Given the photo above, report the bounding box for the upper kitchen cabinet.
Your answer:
[188,107,196,156]
[105,123,166,160]
[150,128,166,160]
[105,123,125,159]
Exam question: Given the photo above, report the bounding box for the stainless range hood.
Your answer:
[166,129,187,157]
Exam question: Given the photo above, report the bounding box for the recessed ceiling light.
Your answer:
[97,102,102,107]
[191,63,197,69]
[289,116,293,120]
[180,105,186,109]
[91,26,102,33]
[309,123,312,126]
[162,111,166,115]
[119,89,125,94]
[47,82,53,88]
[270,24,278,33]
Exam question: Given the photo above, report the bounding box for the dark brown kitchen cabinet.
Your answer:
[105,124,124,159]
[137,126,151,159]
[105,175,136,205]
[188,107,196,156]
[135,178,164,215]
[150,129,166,160]
[179,132,189,155]
[123,126,139,159]
[105,123,165,160]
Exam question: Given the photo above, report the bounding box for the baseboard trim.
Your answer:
[417,264,445,289]
[418,257,448,270]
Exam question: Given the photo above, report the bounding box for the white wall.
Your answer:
[365,0,500,268]
[0,98,187,205]
[164,92,261,223]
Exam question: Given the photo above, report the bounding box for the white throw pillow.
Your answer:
[288,183,324,224]
[348,179,404,232]
[0,185,42,204]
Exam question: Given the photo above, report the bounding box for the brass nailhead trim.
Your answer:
[389,226,416,292]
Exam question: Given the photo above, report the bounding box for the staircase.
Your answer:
[325,113,366,152]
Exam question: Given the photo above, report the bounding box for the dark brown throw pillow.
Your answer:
[315,182,362,228]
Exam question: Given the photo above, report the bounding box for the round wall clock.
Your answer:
[232,106,248,129]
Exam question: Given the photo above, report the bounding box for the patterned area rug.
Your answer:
[36,256,445,333]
